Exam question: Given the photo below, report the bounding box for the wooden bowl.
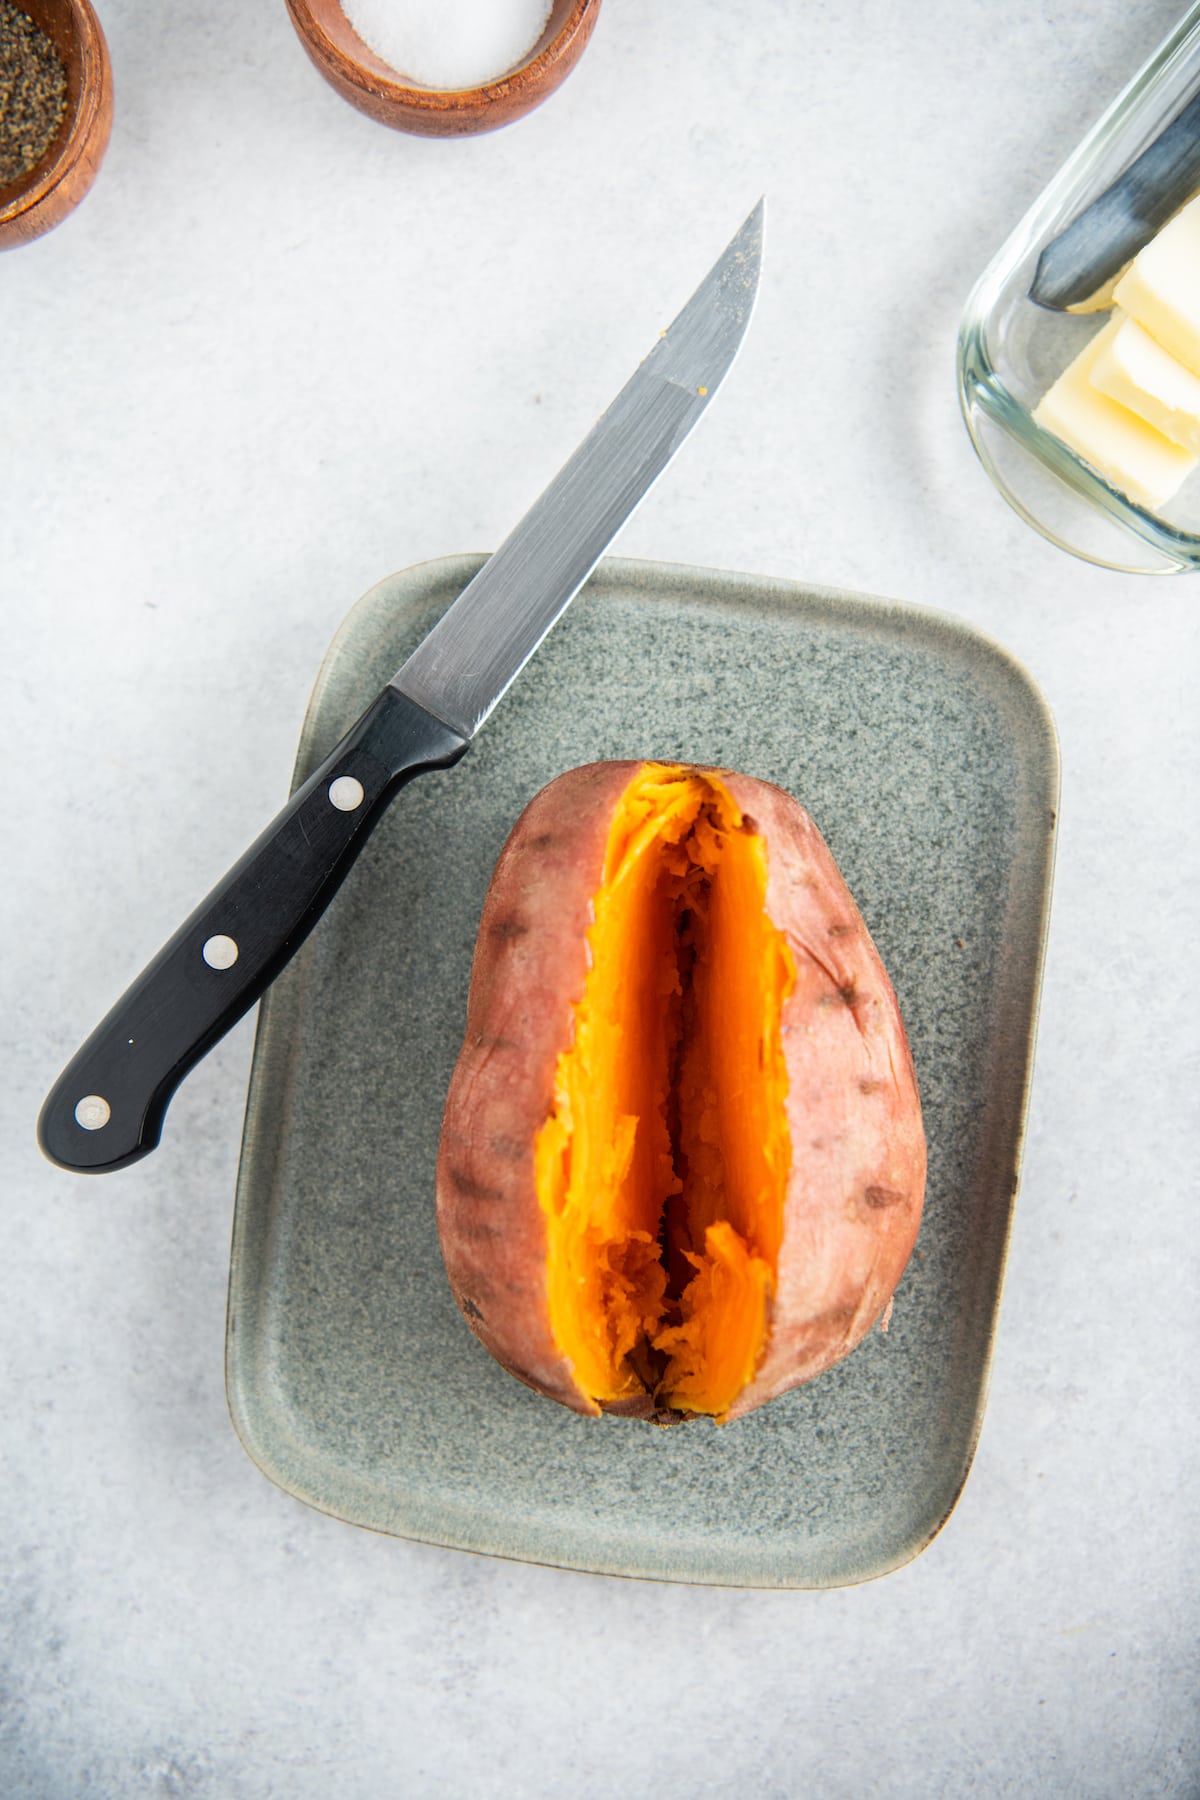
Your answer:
[285,0,602,138]
[0,0,113,250]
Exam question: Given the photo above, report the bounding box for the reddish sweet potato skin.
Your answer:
[435,762,926,1423]
[716,771,926,1420]
[436,763,630,1416]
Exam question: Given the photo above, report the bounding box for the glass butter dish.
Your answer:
[958,5,1200,572]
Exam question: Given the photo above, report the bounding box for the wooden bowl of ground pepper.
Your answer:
[0,0,111,249]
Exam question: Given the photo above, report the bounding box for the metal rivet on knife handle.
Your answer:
[328,776,365,811]
[202,934,240,970]
[74,1095,111,1131]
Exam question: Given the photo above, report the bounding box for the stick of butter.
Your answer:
[1113,193,1200,377]
[1032,317,1198,509]
[1089,312,1200,454]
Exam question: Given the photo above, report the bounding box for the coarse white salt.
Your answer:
[342,0,555,92]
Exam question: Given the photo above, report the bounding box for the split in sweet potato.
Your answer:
[436,761,926,1424]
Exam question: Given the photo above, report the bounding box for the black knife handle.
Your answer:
[1032,90,1200,310]
[38,686,470,1174]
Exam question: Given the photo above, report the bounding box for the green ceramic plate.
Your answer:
[226,556,1058,1588]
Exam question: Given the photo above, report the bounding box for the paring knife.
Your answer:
[1030,91,1200,311]
[38,200,764,1175]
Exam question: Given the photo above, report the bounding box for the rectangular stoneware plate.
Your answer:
[226,555,1059,1588]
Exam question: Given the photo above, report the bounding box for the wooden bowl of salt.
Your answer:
[285,0,601,137]
[0,0,112,249]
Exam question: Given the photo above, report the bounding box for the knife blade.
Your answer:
[1030,91,1200,311]
[38,200,764,1175]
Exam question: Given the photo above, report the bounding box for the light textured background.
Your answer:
[3,2,1198,1795]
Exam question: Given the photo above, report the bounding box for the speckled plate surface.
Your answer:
[226,555,1058,1588]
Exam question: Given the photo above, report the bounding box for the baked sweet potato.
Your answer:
[436,761,926,1424]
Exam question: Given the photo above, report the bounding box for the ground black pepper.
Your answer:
[0,2,67,188]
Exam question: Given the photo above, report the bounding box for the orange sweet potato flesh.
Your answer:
[436,762,926,1425]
